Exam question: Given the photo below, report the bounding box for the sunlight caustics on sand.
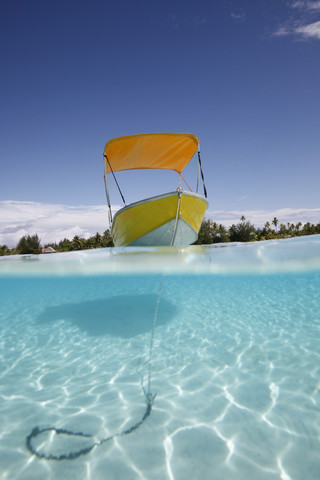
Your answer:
[0,236,319,479]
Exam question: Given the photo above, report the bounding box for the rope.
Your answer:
[179,173,192,192]
[145,275,164,396]
[170,189,182,246]
[26,279,164,461]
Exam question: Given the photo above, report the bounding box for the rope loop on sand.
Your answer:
[26,277,163,461]
[26,393,156,461]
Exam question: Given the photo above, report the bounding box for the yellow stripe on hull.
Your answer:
[111,191,208,247]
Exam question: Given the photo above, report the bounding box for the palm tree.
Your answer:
[94,232,102,247]
[218,224,229,242]
[71,235,84,251]
[272,217,279,231]
[279,223,287,235]
[0,244,10,256]
[102,230,113,247]
[229,218,256,242]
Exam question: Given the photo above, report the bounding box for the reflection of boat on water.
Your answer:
[103,133,209,247]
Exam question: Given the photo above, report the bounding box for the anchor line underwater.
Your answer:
[26,276,165,461]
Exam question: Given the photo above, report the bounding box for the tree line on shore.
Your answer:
[0,230,113,256]
[1,217,320,256]
[195,216,320,244]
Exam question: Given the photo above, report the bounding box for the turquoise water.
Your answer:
[0,236,320,479]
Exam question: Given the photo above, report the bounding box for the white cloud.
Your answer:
[308,0,320,9]
[273,19,320,38]
[0,201,120,248]
[273,1,320,39]
[231,11,246,21]
[273,21,320,39]
[0,201,319,248]
[291,1,320,11]
[295,19,320,38]
[210,208,320,228]
[273,26,292,37]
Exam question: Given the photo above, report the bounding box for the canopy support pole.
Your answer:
[104,154,126,205]
[196,149,200,193]
[104,171,113,225]
[197,150,207,198]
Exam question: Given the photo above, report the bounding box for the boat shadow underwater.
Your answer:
[37,294,177,338]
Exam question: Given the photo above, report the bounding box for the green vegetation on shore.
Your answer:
[1,217,320,256]
[0,230,113,256]
[195,216,320,244]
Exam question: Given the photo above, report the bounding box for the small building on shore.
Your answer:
[41,246,56,254]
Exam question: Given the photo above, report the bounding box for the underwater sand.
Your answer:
[0,236,319,479]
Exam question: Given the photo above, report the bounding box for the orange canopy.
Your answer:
[104,133,199,174]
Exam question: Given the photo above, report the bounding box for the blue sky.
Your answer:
[1,0,320,245]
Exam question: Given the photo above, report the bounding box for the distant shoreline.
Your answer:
[1,217,319,256]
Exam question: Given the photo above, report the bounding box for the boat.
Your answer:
[103,133,208,247]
